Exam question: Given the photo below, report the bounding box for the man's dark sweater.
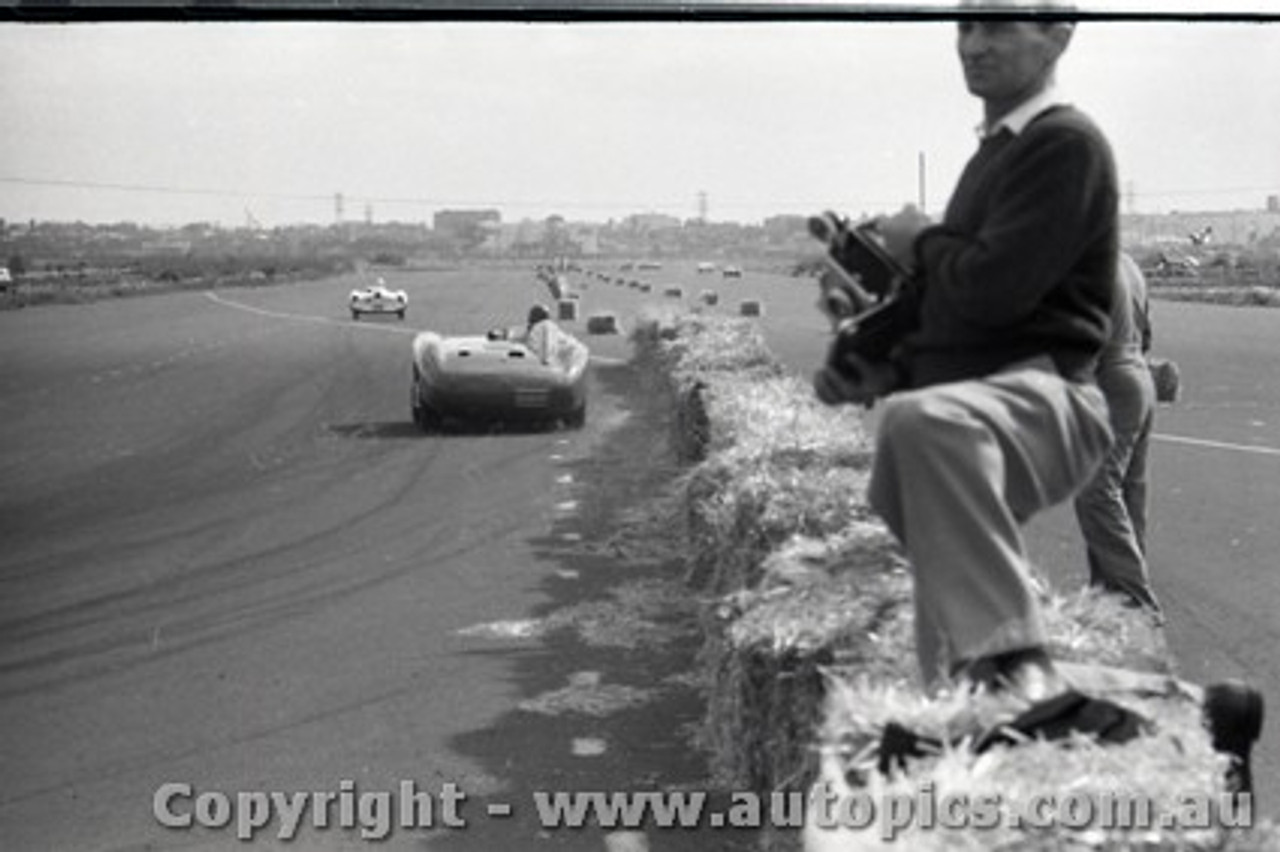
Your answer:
[904,104,1118,388]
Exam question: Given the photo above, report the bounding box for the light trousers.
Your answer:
[868,357,1114,689]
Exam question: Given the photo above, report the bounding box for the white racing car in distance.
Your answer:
[410,309,589,431]
[350,278,408,320]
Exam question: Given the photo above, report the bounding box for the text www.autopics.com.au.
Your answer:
[153,780,1253,842]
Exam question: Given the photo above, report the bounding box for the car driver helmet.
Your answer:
[527,303,552,328]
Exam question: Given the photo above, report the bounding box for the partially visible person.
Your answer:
[488,303,552,344]
[522,303,553,339]
[518,303,554,359]
[518,302,588,375]
[1073,252,1161,615]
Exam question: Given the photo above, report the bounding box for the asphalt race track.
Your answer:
[0,266,778,852]
[1,265,1277,851]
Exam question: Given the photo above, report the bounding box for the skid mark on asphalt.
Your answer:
[1155,432,1280,458]
[23,334,248,402]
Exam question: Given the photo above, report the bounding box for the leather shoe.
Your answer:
[1203,680,1264,797]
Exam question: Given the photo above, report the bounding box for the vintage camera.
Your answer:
[808,211,920,378]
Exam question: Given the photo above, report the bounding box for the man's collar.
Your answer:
[977,85,1069,139]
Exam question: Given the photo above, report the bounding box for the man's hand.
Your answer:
[813,353,901,407]
[876,205,932,268]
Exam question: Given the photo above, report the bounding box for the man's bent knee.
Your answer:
[878,388,979,454]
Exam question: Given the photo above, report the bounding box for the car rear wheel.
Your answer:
[411,370,442,433]
[564,403,587,429]
[351,309,360,320]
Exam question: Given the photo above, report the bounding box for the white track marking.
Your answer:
[1154,432,1280,458]
[572,737,607,757]
[603,832,650,852]
[206,290,630,364]
[205,291,417,335]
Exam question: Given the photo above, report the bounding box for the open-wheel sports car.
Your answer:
[350,278,408,320]
[410,319,589,431]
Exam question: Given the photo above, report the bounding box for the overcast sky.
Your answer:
[1,16,1277,227]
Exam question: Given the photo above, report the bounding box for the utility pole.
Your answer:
[917,151,927,213]
[697,190,708,224]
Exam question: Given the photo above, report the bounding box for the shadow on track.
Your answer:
[427,359,759,852]
[326,420,575,441]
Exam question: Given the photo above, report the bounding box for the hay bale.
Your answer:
[557,299,579,321]
[1149,356,1181,403]
[739,299,764,317]
[639,283,652,293]
[586,312,620,335]
[698,527,913,792]
[632,313,780,381]
[663,286,685,299]
[700,290,719,306]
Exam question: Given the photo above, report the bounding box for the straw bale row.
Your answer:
[632,312,890,795]
[629,310,1274,851]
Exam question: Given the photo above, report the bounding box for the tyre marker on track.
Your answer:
[1155,432,1280,458]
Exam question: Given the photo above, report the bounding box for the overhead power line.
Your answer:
[2,175,1275,218]
[0,175,331,202]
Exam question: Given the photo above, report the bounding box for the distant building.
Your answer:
[623,212,681,233]
[494,219,599,256]
[1122,209,1280,247]
[433,209,501,238]
[763,215,808,239]
[567,223,600,256]
[762,213,803,234]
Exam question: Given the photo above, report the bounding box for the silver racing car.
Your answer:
[410,311,589,431]
[349,278,408,320]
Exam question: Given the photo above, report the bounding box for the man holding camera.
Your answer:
[815,14,1119,700]
[814,9,1262,796]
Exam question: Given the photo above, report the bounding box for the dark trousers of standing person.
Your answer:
[1073,348,1161,614]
